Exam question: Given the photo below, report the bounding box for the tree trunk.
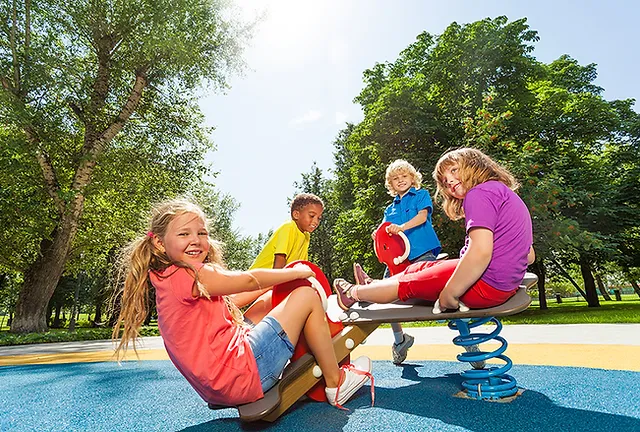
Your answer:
[549,258,588,300]
[46,303,53,326]
[68,276,81,332]
[629,279,640,298]
[52,304,63,328]
[579,254,600,308]
[530,260,547,310]
[594,271,612,301]
[92,296,103,327]
[11,206,82,333]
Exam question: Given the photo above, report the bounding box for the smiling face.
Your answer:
[292,203,323,233]
[442,163,466,199]
[389,171,413,196]
[155,212,210,265]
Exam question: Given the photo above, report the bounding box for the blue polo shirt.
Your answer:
[383,187,441,261]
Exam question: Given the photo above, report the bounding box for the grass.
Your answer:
[387,296,640,328]
[0,326,159,347]
[1,296,639,346]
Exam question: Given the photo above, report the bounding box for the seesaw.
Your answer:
[212,258,536,421]
[367,220,536,399]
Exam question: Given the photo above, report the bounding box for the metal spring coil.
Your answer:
[448,317,518,400]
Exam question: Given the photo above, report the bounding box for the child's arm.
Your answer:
[438,227,493,309]
[527,246,535,265]
[227,255,287,307]
[273,254,287,269]
[198,264,315,297]
[387,209,428,234]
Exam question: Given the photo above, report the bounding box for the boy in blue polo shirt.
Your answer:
[354,159,441,364]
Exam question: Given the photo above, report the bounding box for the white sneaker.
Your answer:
[325,356,374,409]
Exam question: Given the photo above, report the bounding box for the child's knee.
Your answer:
[291,285,322,308]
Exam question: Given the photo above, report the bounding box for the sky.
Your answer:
[200,0,640,238]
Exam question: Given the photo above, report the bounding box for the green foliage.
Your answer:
[325,15,640,301]
[0,0,252,331]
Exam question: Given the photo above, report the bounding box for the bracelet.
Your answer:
[246,272,263,291]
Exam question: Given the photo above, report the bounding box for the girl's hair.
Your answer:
[384,159,423,196]
[432,148,519,220]
[111,198,244,360]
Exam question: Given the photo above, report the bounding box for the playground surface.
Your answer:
[1,324,639,431]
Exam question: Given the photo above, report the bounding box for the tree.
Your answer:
[293,162,337,281]
[327,16,640,306]
[1,0,249,332]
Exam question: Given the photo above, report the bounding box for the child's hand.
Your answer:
[437,291,459,310]
[386,223,404,234]
[292,263,315,279]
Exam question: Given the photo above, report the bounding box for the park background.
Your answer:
[1,0,639,341]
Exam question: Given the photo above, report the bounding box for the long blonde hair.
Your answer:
[111,199,244,360]
[432,148,519,220]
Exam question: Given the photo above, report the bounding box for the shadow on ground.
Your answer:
[179,363,640,432]
[2,361,639,432]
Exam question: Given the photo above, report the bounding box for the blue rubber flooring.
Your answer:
[1,360,639,432]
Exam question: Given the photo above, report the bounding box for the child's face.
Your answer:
[292,203,323,233]
[442,163,466,199]
[156,212,210,264]
[389,171,413,195]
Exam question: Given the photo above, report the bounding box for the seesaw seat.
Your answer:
[217,273,536,422]
[329,273,537,324]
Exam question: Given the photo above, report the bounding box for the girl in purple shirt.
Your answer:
[334,148,535,312]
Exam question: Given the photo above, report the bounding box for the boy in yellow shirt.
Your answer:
[233,193,324,322]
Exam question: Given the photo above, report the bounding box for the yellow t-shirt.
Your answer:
[249,220,310,269]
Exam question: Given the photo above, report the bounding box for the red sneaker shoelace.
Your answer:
[332,363,375,411]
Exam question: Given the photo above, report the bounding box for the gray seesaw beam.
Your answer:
[230,272,537,422]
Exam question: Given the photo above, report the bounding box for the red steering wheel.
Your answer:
[373,221,411,276]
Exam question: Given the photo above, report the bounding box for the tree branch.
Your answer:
[1,74,65,215]
[71,71,148,193]
[97,71,147,145]
[69,101,85,123]
[23,126,66,215]
[10,0,21,94]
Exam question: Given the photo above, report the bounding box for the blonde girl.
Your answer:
[112,199,372,409]
[335,148,534,314]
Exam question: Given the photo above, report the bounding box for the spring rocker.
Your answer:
[219,226,536,422]
[340,222,537,400]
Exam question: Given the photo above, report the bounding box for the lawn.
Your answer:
[1,296,639,345]
[389,295,640,328]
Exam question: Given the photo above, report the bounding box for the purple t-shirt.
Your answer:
[460,181,533,291]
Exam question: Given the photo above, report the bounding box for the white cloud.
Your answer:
[289,110,323,126]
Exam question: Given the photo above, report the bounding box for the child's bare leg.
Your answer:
[268,286,340,387]
[230,288,267,308]
[243,290,273,323]
[355,278,401,303]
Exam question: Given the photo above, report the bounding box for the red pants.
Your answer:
[396,259,516,308]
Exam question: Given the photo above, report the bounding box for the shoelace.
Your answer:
[333,363,375,411]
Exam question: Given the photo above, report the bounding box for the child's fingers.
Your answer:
[292,263,311,272]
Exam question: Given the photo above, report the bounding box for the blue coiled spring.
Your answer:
[448,317,518,400]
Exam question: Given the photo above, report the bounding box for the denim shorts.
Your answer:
[247,316,295,393]
[384,250,437,278]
